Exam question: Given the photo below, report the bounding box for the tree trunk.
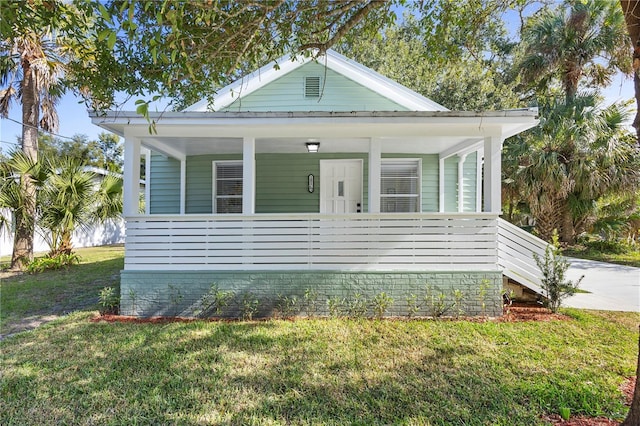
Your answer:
[621,0,640,144]
[621,327,640,426]
[560,206,576,245]
[620,3,640,422]
[10,59,38,271]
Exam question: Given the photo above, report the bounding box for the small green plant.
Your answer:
[405,293,420,318]
[477,280,491,317]
[425,285,449,318]
[199,284,234,317]
[371,292,394,318]
[168,284,184,317]
[98,286,119,315]
[128,288,138,316]
[241,292,259,321]
[452,289,465,319]
[25,252,80,273]
[276,294,299,318]
[559,407,571,421]
[303,288,319,317]
[327,296,344,318]
[346,293,368,318]
[534,231,584,313]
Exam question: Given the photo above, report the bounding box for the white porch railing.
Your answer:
[497,218,548,293]
[124,213,500,271]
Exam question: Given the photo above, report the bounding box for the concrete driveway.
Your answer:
[564,257,640,312]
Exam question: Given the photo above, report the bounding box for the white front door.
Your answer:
[320,160,363,213]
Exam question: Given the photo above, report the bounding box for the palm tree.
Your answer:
[1,14,65,269]
[0,150,49,251]
[519,0,631,103]
[38,156,123,256]
[0,0,101,269]
[504,95,640,244]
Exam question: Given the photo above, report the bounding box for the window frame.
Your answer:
[380,158,422,213]
[212,160,243,214]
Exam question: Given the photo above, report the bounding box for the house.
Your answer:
[91,50,547,318]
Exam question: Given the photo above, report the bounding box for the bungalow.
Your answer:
[92,50,547,318]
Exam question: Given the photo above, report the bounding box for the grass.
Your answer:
[0,245,123,336]
[563,244,640,268]
[1,244,639,425]
[1,311,638,425]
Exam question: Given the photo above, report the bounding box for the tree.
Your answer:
[94,0,394,111]
[0,0,102,270]
[620,6,640,424]
[337,15,522,111]
[38,155,122,256]
[37,132,123,173]
[621,0,640,144]
[519,0,631,103]
[504,95,640,243]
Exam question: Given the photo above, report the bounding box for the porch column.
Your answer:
[483,136,502,213]
[180,159,186,214]
[368,138,381,213]
[438,158,445,212]
[457,154,467,212]
[243,137,256,214]
[123,131,141,216]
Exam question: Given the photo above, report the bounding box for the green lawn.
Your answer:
[564,246,640,268]
[1,245,639,425]
[0,245,123,336]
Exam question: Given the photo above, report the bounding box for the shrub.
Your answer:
[534,231,584,313]
[98,286,120,315]
[198,284,234,318]
[26,252,80,274]
[371,292,394,318]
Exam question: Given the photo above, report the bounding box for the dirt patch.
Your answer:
[0,269,23,280]
[499,304,573,322]
[0,314,63,340]
[541,414,620,426]
[621,376,636,406]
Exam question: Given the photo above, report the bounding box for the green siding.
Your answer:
[463,152,478,212]
[221,62,409,112]
[186,154,241,214]
[444,157,458,212]
[149,153,180,214]
[120,270,504,318]
[256,153,368,213]
[179,153,444,214]
[184,153,369,214]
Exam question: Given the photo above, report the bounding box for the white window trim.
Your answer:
[212,160,243,214]
[380,158,422,213]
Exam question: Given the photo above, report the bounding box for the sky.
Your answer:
[0,6,637,153]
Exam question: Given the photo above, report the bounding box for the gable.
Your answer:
[184,50,447,112]
[220,61,409,112]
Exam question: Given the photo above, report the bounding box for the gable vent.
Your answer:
[304,76,321,98]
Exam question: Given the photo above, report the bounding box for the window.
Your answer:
[304,76,321,98]
[214,161,242,213]
[380,160,421,213]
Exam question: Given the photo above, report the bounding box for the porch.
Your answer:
[124,212,500,271]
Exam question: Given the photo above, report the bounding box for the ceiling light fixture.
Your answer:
[305,141,320,153]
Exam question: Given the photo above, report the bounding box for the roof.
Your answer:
[90,109,539,158]
[183,50,448,112]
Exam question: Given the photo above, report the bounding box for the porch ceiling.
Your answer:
[91,110,539,157]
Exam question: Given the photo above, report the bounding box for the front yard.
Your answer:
[1,246,638,425]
